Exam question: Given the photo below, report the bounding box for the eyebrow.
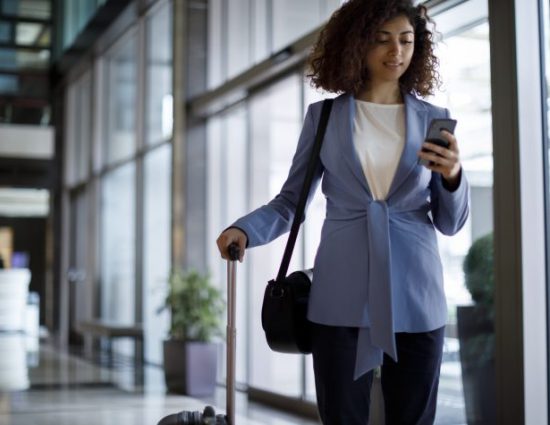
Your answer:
[376,30,414,35]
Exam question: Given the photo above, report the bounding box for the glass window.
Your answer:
[0,48,50,70]
[247,75,304,396]
[1,0,51,19]
[65,72,92,186]
[207,104,249,385]
[207,114,223,281]
[100,163,136,328]
[206,117,223,385]
[0,188,49,217]
[207,0,223,88]
[64,82,77,186]
[103,33,138,165]
[0,98,47,124]
[251,0,269,64]
[143,144,171,364]
[145,2,173,146]
[37,26,49,46]
[272,0,323,52]
[16,22,46,45]
[62,0,76,49]
[68,189,91,338]
[226,0,251,79]
[0,3,51,125]
[208,0,347,89]
[61,0,105,49]
[0,75,18,94]
[0,23,12,43]
[0,73,47,97]
[226,107,249,385]
[76,72,92,182]
[429,3,495,423]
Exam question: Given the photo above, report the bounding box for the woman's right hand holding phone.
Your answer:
[216,227,247,262]
[418,129,462,190]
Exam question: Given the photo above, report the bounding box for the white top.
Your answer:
[353,100,406,200]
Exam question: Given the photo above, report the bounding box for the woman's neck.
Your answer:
[355,84,403,104]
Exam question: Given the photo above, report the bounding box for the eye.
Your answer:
[376,39,389,44]
[400,40,414,45]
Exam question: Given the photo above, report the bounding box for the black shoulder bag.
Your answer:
[261,99,334,354]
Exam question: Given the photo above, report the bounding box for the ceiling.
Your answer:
[0,0,51,125]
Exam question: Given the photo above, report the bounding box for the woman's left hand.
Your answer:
[417,130,462,188]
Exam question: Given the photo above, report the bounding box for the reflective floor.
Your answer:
[0,334,468,425]
[0,335,318,425]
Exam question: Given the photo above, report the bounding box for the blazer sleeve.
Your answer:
[230,103,324,248]
[429,108,470,236]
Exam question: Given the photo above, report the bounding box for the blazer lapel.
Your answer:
[386,92,428,199]
[335,94,372,196]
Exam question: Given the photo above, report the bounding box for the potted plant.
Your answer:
[159,269,224,396]
[457,232,495,425]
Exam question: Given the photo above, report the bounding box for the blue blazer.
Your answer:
[232,92,470,378]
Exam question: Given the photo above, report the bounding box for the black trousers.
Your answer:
[311,323,445,425]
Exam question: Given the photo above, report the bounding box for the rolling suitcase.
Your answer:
[157,244,240,425]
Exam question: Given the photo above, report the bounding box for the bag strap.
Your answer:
[276,99,334,282]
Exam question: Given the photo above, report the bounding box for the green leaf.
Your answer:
[160,269,225,342]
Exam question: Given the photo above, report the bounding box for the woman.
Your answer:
[216,1,469,424]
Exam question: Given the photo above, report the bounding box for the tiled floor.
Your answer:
[0,337,320,425]
[0,335,468,424]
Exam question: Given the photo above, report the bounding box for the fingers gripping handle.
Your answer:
[228,243,240,262]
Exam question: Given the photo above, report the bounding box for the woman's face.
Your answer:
[366,15,415,86]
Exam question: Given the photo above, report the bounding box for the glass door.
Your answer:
[431,0,495,423]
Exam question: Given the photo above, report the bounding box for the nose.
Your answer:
[389,39,402,56]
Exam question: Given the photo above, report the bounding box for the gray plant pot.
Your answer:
[457,305,496,425]
[163,339,218,396]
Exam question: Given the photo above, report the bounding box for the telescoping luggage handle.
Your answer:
[226,243,240,425]
[156,245,240,425]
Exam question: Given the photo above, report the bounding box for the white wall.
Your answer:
[0,125,54,159]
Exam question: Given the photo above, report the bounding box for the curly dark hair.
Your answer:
[307,0,441,97]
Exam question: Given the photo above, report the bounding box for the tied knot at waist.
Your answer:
[320,201,430,379]
[352,201,429,380]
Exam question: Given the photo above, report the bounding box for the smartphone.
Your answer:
[418,118,457,166]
